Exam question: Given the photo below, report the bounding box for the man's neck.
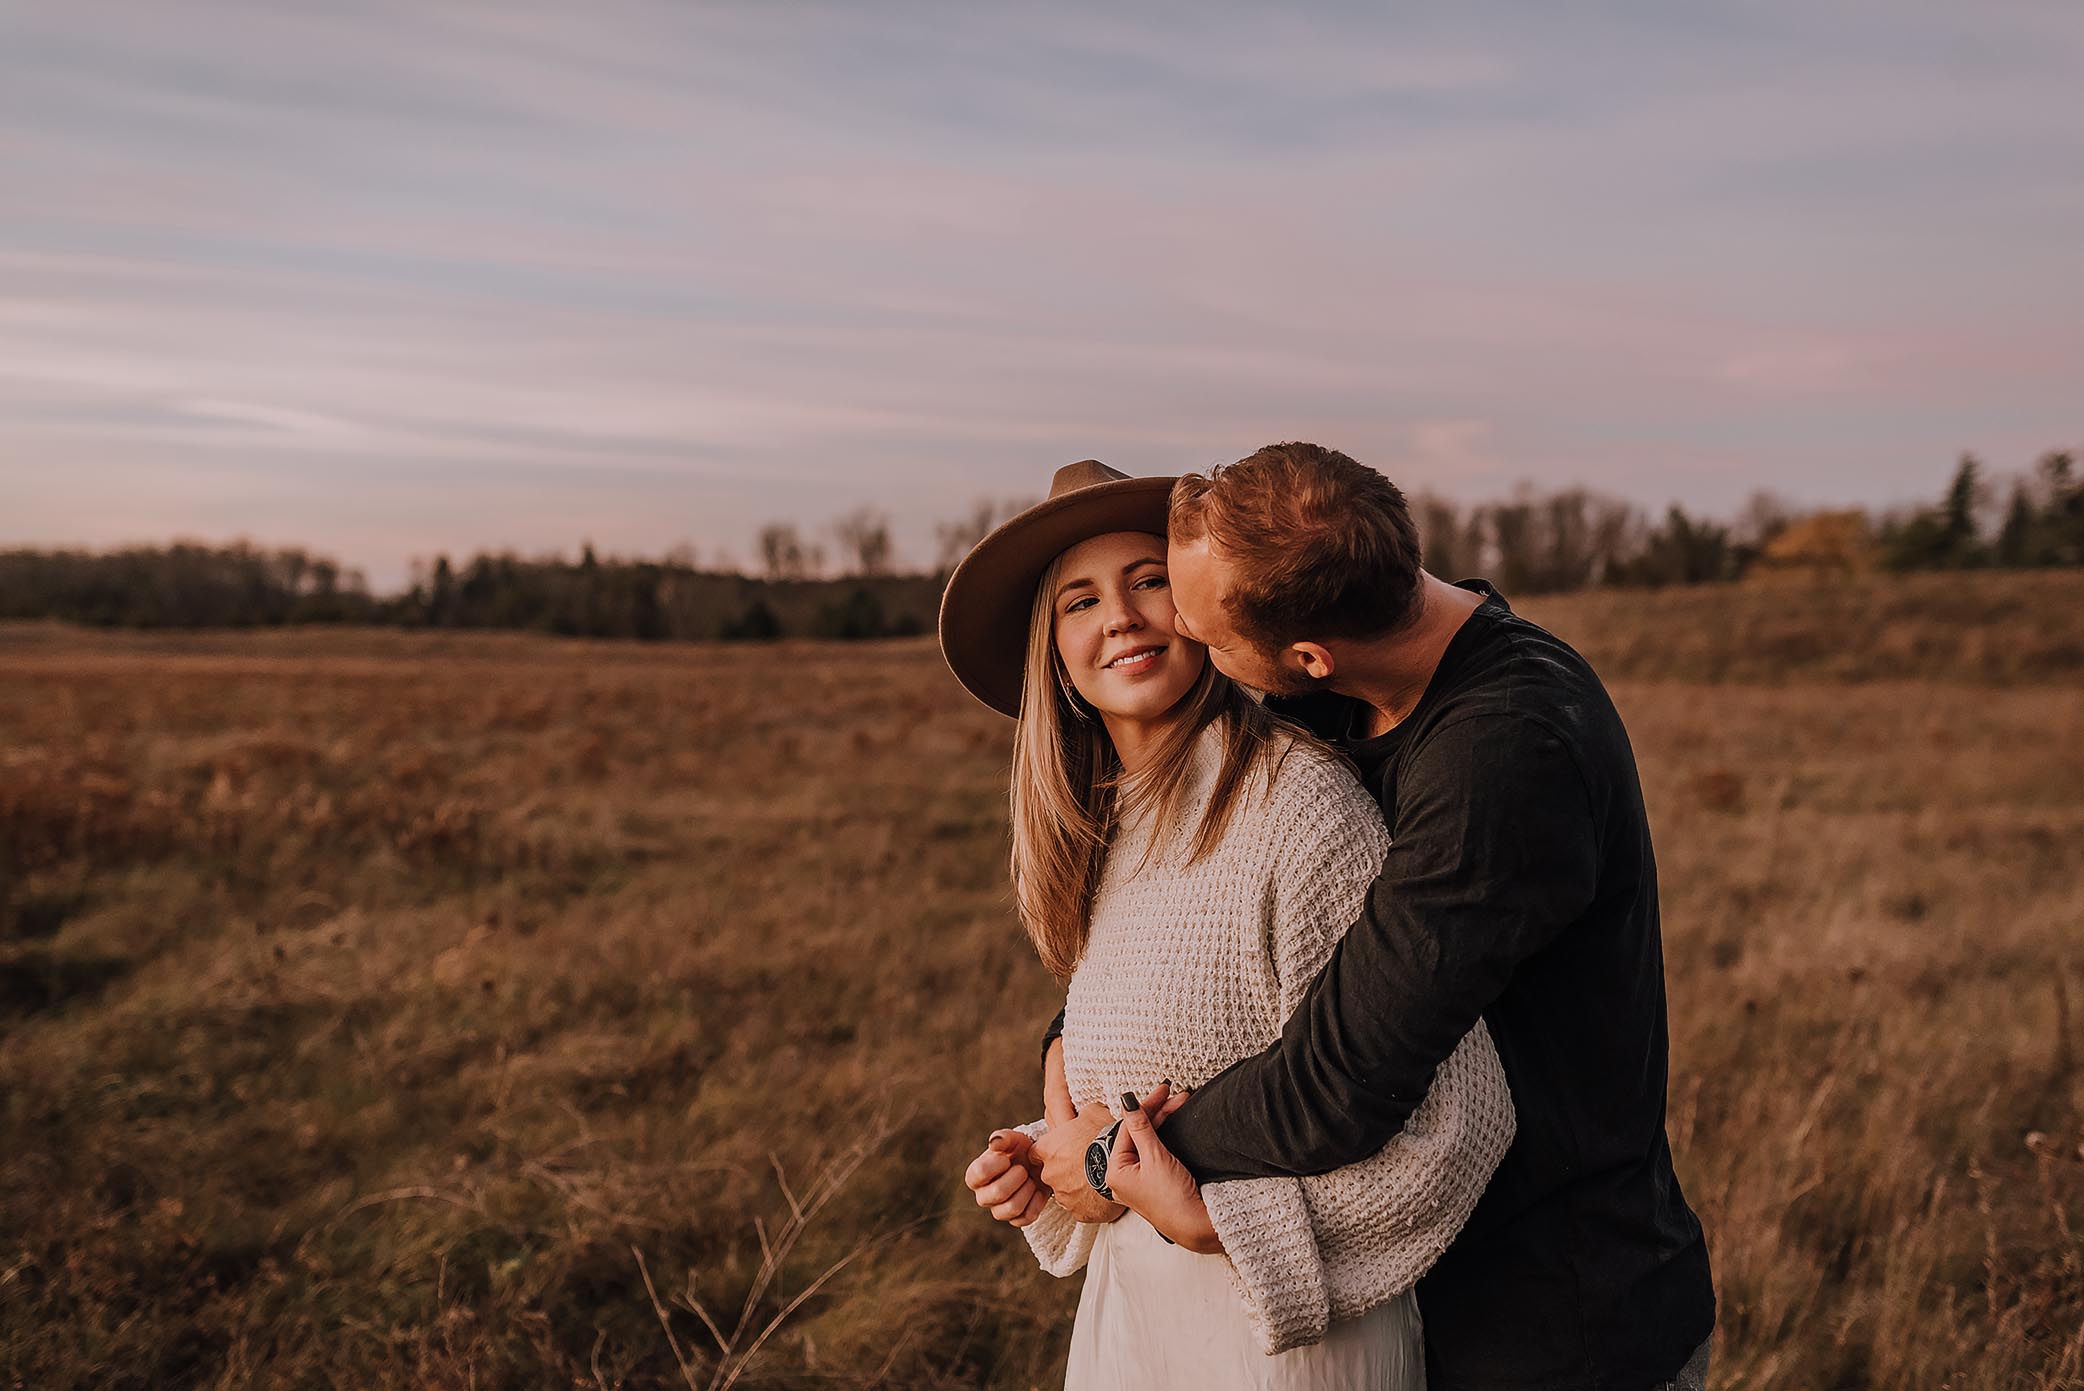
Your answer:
[1330,574,1485,738]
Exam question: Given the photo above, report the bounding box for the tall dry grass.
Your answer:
[2,573,2081,1388]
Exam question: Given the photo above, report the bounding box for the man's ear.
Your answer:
[1291,642,1335,682]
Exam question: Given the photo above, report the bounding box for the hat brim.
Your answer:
[939,476,1177,718]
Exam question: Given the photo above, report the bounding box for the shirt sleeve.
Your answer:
[1165,713,1593,1181]
[1191,754,1514,1352]
[1040,1007,1065,1063]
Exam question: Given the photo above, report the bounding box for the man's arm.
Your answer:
[1162,715,1599,1181]
[1040,1007,1064,1061]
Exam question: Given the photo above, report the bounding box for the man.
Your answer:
[992,443,1713,1389]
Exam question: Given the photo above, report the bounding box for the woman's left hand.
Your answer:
[1105,1085,1222,1255]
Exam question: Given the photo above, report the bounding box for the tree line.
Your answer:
[3,451,2075,639]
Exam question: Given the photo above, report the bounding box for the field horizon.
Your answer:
[4,571,2082,1389]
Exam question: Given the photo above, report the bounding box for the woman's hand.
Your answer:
[1105,1086,1222,1254]
[965,1129,1052,1228]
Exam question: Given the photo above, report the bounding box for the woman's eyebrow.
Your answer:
[1053,576,1096,602]
[1056,557,1164,603]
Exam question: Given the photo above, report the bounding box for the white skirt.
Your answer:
[1063,1213,1424,1391]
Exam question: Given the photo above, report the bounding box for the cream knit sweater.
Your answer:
[1018,725,1515,1355]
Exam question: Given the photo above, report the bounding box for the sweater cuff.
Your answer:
[1011,1120,1099,1277]
[1201,1177,1331,1354]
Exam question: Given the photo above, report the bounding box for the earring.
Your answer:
[1057,671,1092,721]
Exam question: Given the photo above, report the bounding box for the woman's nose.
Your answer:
[1103,597,1141,634]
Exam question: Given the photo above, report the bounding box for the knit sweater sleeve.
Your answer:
[1198,751,1516,1354]
[1010,1119,1103,1277]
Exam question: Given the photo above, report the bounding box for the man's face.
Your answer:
[1166,536,1320,697]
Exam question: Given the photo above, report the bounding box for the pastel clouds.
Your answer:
[1,0,2079,587]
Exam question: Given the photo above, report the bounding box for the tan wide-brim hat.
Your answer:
[939,460,1177,718]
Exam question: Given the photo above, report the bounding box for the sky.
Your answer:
[3,1,2079,589]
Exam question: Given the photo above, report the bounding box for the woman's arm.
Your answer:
[1200,1025,1512,1347]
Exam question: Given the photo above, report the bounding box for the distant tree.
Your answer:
[831,507,894,577]
[758,524,818,581]
[1587,496,1647,585]
[1478,487,1642,592]
[0,542,379,627]
[1941,455,1984,558]
[2038,451,2083,565]
[1550,490,1643,588]
[811,587,889,639]
[1995,484,2040,567]
[1882,454,1990,571]
[933,497,1039,575]
[1413,495,1472,581]
[1612,506,1733,587]
[1730,490,1795,574]
[1484,495,1537,594]
[722,597,783,641]
[1734,491,1795,551]
[628,564,666,640]
[427,556,458,626]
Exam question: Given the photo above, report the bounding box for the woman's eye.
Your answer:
[1135,575,1168,590]
[1065,596,1096,614]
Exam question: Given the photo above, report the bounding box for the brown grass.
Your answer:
[2,573,2082,1389]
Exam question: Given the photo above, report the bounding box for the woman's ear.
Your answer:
[1053,652,1095,721]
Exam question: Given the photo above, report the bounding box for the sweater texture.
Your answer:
[1019,724,1515,1354]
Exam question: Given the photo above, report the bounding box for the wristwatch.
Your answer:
[1084,1119,1122,1200]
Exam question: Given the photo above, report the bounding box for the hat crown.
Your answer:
[1048,459,1129,499]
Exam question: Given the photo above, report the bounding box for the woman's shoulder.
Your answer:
[1245,726,1388,869]
[1256,725,1374,815]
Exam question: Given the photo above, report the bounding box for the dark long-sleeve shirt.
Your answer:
[1046,581,1713,1390]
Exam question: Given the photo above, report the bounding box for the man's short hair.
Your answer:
[1169,442,1424,651]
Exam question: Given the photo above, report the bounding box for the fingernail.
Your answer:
[1121,1091,1140,1113]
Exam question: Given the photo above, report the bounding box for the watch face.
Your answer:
[1085,1120,1119,1197]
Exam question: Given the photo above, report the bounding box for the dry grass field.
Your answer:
[4,571,2082,1390]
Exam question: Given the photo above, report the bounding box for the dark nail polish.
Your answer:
[1121,1090,1140,1113]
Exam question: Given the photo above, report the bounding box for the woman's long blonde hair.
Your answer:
[1009,548,1296,979]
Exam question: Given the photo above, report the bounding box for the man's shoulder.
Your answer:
[1397,601,1634,808]
[1426,600,1617,740]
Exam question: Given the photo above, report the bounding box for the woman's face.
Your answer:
[1050,530,1206,723]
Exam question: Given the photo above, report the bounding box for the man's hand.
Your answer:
[1106,1086,1221,1254]
[1031,1098,1125,1223]
[1032,1039,1122,1222]
[963,1129,1051,1228]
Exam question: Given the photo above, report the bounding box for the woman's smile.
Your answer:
[1104,643,1167,674]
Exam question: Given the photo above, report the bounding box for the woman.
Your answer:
[941,461,1514,1389]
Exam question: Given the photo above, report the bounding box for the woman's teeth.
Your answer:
[1107,649,1160,670]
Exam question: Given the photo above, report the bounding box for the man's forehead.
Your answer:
[1165,538,1230,628]
[1169,536,1231,580]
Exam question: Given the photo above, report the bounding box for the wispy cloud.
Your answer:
[1,0,2078,586]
